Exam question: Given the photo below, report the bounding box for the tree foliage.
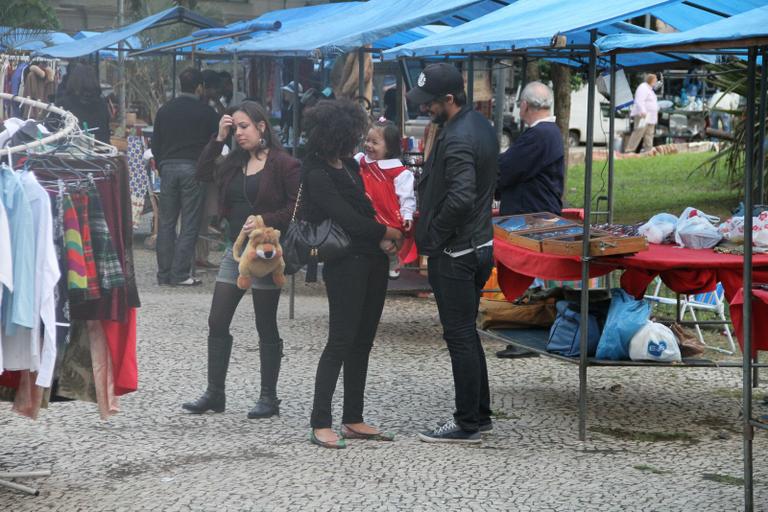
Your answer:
[697,59,766,199]
[0,0,60,50]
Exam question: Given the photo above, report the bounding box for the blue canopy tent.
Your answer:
[652,0,767,31]
[597,3,768,53]
[0,28,75,52]
[32,6,219,59]
[382,0,680,58]
[598,7,768,509]
[216,0,499,57]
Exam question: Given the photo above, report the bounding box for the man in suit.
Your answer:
[407,63,498,444]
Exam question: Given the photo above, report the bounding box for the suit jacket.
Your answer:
[195,138,300,233]
[415,106,498,257]
[497,121,564,216]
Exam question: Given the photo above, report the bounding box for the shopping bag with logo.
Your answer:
[629,321,682,362]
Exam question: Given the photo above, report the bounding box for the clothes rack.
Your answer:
[0,93,117,496]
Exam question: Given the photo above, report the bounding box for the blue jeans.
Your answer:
[427,246,494,432]
[710,111,732,134]
[156,159,203,284]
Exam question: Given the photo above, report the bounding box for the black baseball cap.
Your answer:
[406,63,465,105]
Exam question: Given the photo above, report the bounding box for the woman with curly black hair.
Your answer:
[302,99,403,449]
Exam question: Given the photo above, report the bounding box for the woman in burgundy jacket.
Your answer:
[182,101,300,419]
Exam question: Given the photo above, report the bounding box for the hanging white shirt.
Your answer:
[3,172,60,387]
[0,196,13,373]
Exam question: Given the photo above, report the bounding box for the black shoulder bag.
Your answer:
[282,174,350,282]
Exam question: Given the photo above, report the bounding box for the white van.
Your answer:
[568,85,630,147]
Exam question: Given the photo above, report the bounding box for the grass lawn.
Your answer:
[565,152,740,225]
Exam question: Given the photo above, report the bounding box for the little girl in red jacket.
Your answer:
[355,119,417,278]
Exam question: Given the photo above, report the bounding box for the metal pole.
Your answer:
[289,57,301,321]
[494,59,506,145]
[579,30,598,442]
[358,48,366,105]
[467,56,474,104]
[118,0,126,137]
[755,48,768,389]
[607,55,617,225]
[518,57,528,132]
[233,52,239,100]
[757,47,767,206]
[742,45,757,512]
[171,53,177,98]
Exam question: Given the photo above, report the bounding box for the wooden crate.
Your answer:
[493,213,648,257]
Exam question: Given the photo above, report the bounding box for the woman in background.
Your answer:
[56,63,111,144]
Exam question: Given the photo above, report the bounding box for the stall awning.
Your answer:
[32,6,220,58]
[383,0,682,58]
[541,21,714,68]
[597,4,768,53]
[131,3,359,56]
[218,0,496,57]
[0,28,74,51]
[652,0,767,31]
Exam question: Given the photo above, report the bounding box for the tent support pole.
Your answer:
[233,52,239,99]
[467,56,474,104]
[579,30,598,442]
[396,59,405,132]
[518,56,528,132]
[289,57,301,321]
[358,48,366,106]
[607,55,616,225]
[757,47,767,207]
[494,58,505,145]
[118,0,126,137]
[743,45,757,512]
[171,53,177,98]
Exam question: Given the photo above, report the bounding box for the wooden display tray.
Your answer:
[493,213,648,257]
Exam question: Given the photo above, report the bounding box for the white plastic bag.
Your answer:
[755,211,768,249]
[718,216,745,243]
[629,321,682,362]
[639,213,678,244]
[674,207,722,249]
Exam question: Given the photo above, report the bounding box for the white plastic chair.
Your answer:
[644,278,736,355]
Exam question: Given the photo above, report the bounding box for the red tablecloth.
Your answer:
[495,237,768,303]
[730,288,768,355]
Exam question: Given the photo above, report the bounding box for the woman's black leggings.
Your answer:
[310,253,388,429]
[208,281,281,345]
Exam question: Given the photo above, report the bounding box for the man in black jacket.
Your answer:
[152,68,219,286]
[408,63,498,444]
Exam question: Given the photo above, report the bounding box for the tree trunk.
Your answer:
[526,59,540,82]
[551,63,572,182]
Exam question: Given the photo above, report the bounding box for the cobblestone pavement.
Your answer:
[2,245,768,511]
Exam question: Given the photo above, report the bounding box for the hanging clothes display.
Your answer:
[0,144,141,420]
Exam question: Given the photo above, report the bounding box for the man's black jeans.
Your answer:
[427,245,494,432]
[156,160,203,284]
[310,253,389,429]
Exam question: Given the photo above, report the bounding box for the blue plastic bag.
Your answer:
[595,288,651,360]
[546,301,600,357]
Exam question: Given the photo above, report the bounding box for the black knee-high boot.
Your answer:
[182,334,233,413]
[247,339,283,419]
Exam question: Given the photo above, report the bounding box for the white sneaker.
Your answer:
[388,269,400,280]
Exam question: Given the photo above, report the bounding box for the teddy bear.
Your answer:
[232,215,286,289]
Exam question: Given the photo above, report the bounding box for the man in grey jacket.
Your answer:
[408,63,498,444]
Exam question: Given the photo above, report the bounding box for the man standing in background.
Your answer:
[151,68,219,286]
